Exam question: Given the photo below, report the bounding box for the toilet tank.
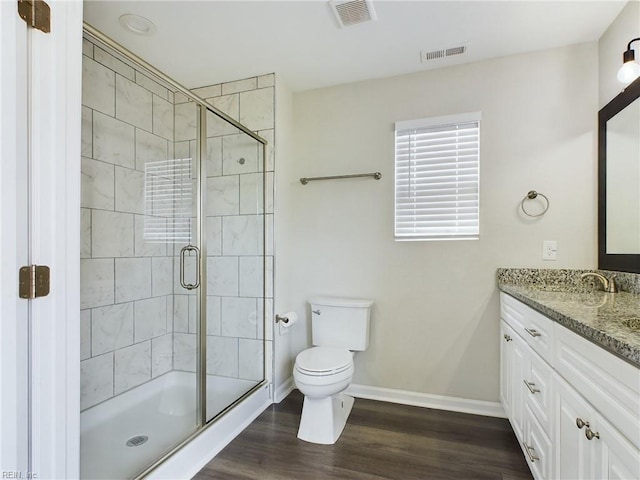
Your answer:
[309,297,373,351]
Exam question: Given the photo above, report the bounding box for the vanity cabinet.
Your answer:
[500,294,554,478]
[500,292,640,480]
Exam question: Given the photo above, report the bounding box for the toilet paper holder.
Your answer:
[275,314,290,324]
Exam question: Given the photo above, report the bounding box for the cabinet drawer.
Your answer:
[554,322,640,449]
[523,348,553,437]
[501,293,554,363]
[523,403,553,480]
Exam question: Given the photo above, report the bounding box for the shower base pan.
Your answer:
[80,371,263,479]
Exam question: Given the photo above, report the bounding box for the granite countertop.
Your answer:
[499,283,640,368]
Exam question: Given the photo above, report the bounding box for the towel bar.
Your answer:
[300,172,382,185]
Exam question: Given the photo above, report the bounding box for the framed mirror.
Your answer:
[598,77,640,273]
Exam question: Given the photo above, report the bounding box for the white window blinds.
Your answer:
[394,112,481,241]
[144,158,193,243]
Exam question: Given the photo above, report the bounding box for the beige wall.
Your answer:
[273,79,298,395]
[599,1,640,107]
[274,43,598,402]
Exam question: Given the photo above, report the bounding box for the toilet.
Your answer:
[293,296,373,444]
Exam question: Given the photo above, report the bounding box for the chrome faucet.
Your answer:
[580,272,618,293]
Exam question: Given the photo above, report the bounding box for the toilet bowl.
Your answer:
[294,347,354,397]
[294,347,355,444]
[292,297,373,445]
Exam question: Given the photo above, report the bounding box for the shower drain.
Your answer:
[126,435,148,447]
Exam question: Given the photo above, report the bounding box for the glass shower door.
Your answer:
[80,27,268,479]
[80,35,200,478]
[203,109,266,421]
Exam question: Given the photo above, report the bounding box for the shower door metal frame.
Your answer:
[196,105,207,426]
[82,23,266,146]
[82,22,270,480]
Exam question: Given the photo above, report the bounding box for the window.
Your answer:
[394,112,480,241]
[144,158,193,243]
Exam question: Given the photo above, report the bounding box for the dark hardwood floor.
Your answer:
[194,390,533,479]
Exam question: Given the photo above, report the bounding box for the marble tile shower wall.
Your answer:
[80,39,177,410]
[80,36,274,411]
[171,75,275,384]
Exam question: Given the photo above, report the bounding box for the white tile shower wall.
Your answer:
[172,75,275,383]
[80,39,177,411]
[81,50,275,410]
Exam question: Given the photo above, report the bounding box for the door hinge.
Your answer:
[17,0,51,34]
[19,265,50,299]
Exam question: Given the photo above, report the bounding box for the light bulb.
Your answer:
[617,61,640,84]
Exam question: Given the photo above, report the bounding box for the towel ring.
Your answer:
[521,190,549,217]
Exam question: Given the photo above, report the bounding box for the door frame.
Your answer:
[0,1,29,474]
[28,1,83,477]
[1,1,83,478]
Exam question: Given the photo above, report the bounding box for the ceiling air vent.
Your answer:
[329,0,377,28]
[421,43,468,63]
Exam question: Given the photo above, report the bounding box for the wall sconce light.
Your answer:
[617,37,640,84]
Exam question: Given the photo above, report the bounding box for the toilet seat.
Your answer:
[295,347,353,377]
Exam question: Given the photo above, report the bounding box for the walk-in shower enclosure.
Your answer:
[79,25,270,479]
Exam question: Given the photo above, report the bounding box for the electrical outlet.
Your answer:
[542,240,557,260]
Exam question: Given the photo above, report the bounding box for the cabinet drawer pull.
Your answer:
[524,328,542,338]
[523,442,540,462]
[585,427,600,441]
[523,380,540,394]
[503,334,512,342]
[576,417,589,430]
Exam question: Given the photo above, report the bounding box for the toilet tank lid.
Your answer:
[309,297,373,308]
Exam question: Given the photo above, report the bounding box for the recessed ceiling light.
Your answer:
[119,14,156,36]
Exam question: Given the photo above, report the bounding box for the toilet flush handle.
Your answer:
[312,309,321,315]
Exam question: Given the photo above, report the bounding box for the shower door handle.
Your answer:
[180,245,201,290]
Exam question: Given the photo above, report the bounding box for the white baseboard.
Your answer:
[274,376,295,403]
[346,383,506,418]
[148,383,271,480]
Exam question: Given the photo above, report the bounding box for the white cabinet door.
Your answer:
[500,320,513,416]
[593,411,640,480]
[556,373,640,480]
[501,318,529,444]
[555,374,598,480]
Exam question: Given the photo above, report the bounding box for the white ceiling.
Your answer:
[83,0,627,92]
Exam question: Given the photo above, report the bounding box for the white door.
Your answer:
[1,1,83,478]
